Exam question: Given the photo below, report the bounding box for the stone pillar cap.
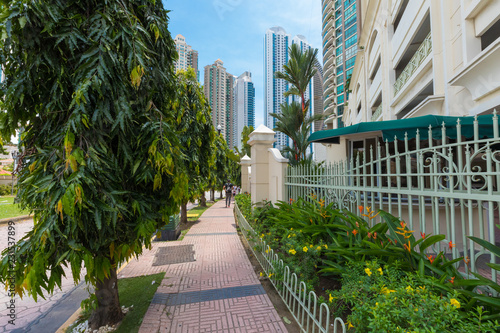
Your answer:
[240,155,251,165]
[248,125,276,146]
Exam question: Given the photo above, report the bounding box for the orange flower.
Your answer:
[347,231,350,236]
[426,255,435,264]
[358,205,363,213]
[464,256,470,265]
[400,221,407,229]
[355,222,359,228]
[420,232,426,239]
[449,241,455,251]
[352,229,358,236]
[289,198,294,204]
[373,232,377,240]
[367,232,372,239]
[450,276,455,284]
[403,241,411,253]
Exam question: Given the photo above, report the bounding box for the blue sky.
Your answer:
[163,0,322,127]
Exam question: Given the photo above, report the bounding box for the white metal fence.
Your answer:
[286,115,500,286]
[234,203,346,333]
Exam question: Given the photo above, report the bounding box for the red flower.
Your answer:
[420,232,426,239]
[352,229,358,236]
[358,205,363,213]
[449,241,455,251]
[367,232,372,239]
[426,255,435,264]
[449,277,455,284]
[373,232,377,240]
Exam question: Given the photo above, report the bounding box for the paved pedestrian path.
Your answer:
[119,200,287,333]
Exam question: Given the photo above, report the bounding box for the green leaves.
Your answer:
[130,65,145,89]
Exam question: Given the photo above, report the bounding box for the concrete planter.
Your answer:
[155,213,181,241]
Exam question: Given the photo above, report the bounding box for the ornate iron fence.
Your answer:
[234,203,346,333]
[286,114,500,288]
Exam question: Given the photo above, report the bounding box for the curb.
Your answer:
[0,215,32,225]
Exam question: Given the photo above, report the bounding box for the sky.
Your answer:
[163,0,323,127]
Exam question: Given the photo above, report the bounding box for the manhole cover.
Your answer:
[153,245,196,266]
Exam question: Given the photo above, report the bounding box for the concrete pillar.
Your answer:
[240,155,251,194]
[248,125,276,207]
[268,148,288,204]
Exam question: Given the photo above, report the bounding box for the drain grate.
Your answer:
[151,284,266,305]
[153,245,196,266]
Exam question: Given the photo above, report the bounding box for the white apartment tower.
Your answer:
[174,34,199,81]
[203,60,235,147]
[233,72,256,150]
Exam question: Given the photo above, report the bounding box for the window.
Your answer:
[335,17,342,28]
[337,94,345,104]
[337,74,344,84]
[393,0,409,32]
[481,18,500,50]
[336,36,343,45]
[344,0,355,8]
[344,3,356,19]
[345,24,357,39]
[336,55,343,65]
[337,65,344,74]
[345,57,356,69]
[345,14,356,29]
[337,84,344,94]
[345,45,357,59]
[336,46,343,56]
[345,35,357,48]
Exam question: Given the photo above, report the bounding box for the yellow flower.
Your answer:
[375,302,379,307]
[347,321,354,329]
[290,228,293,231]
[303,246,308,252]
[377,267,383,275]
[323,244,328,249]
[289,249,297,255]
[288,234,291,238]
[317,246,322,251]
[329,294,333,303]
[260,272,263,277]
[268,273,273,278]
[310,244,313,248]
[406,286,413,292]
[380,286,395,295]
[260,234,264,238]
[450,299,460,308]
[365,268,372,276]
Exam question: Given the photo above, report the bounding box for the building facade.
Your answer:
[174,34,199,81]
[317,0,500,162]
[321,0,359,130]
[203,59,235,147]
[233,71,256,150]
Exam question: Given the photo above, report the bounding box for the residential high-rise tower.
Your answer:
[233,71,255,150]
[174,34,199,81]
[322,0,358,129]
[203,60,235,148]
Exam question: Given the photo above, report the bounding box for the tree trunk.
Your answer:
[210,189,215,202]
[88,265,123,330]
[199,194,207,207]
[220,191,223,199]
[181,203,188,224]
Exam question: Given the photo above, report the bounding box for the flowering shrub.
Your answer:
[329,261,498,332]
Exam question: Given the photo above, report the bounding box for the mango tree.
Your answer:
[173,68,215,223]
[0,0,183,329]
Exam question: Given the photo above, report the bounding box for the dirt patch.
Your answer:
[235,227,301,333]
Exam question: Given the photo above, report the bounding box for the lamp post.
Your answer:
[11,150,19,195]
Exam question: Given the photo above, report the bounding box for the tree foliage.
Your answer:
[234,125,253,158]
[0,0,182,328]
[173,68,215,222]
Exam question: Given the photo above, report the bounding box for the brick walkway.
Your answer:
[118,200,287,333]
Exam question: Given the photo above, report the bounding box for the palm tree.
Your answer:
[271,102,323,162]
[274,43,319,114]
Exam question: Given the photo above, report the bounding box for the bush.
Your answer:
[329,261,498,332]
[0,184,13,196]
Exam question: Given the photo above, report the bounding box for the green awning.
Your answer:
[309,115,500,144]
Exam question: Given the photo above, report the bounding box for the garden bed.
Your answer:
[234,194,500,333]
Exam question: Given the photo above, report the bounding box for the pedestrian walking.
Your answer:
[223,180,233,208]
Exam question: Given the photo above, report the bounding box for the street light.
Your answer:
[11,150,19,195]
[217,124,222,135]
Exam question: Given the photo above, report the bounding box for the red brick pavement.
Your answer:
[119,200,287,333]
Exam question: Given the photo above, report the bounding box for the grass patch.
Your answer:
[0,196,28,220]
[187,201,215,222]
[67,272,165,333]
[177,229,190,241]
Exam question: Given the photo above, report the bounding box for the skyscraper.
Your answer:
[322,0,358,129]
[233,71,255,150]
[264,26,290,150]
[174,34,199,81]
[264,27,318,154]
[203,60,235,148]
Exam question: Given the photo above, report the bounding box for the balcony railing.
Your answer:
[371,104,382,121]
[393,33,432,96]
